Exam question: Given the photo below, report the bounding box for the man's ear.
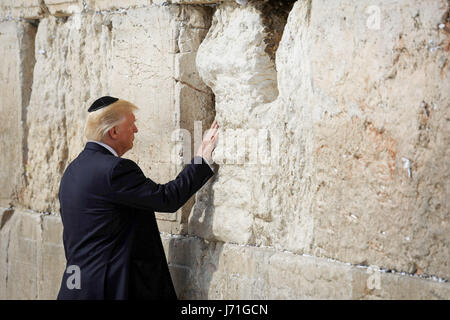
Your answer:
[108,126,118,140]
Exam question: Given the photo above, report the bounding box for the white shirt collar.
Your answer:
[87,140,119,157]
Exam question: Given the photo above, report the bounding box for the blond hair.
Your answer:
[85,99,139,141]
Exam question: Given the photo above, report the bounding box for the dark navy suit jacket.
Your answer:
[57,142,214,300]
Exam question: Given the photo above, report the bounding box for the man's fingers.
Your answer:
[205,126,218,140]
[202,121,219,148]
[211,131,219,145]
[210,128,219,140]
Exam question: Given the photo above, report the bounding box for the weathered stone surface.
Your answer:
[44,0,84,16]
[165,236,355,299]
[0,208,14,298]
[92,0,232,12]
[37,214,65,299]
[0,21,36,208]
[1,0,233,18]
[0,209,65,300]
[278,0,450,279]
[192,0,292,244]
[92,0,152,11]
[0,209,41,299]
[0,0,46,19]
[170,0,232,4]
[1,211,449,300]
[0,210,448,300]
[108,5,213,233]
[351,266,450,300]
[194,0,449,279]
[162,234,450,299]
[1,0,449,300]
[21,6,213,234]
[21,13,113,213]
[1,0,83,18]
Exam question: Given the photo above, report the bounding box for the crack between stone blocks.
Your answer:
[81,3,175,16]
[2,207,47,297]
[6,205,58,217]
[0,208,14,230]
[36,214,44,299]
[0,17,37,23]
[8,211,448,285]
[18,21,37,193]
[173,77,210,95]
[22,2,219,22]
[38,0,51,17]
[0,1,219,22]
[4,226,12,294]
[160,231,450,284]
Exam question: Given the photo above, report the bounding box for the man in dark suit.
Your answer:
[57,96,219,300]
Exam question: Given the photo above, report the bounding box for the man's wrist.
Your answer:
[193,155,214,172]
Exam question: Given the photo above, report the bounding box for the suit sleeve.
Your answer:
[109,156,214,213]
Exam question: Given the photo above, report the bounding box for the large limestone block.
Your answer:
[162,234,450,299]
[351,266,450,300]
[0,0,46,19]
[94,0,232,10]
[194,0,449,279]
[170,0,232,4]
[37,215,65,299]
[22,13,114,213]
[0,21,36,207]
[0,209,65,299]
[0,0,85,18]
[192,0,292,244]
[0,210,41,299]
[92,1,233,12]
[108,5,213,234]
[23,6,213,234]
[92,0,152,11]
[44,0,84,16]
[0,208,14,298]
[276,0,450,278]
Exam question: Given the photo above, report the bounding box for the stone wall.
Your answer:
[0,0,449,299]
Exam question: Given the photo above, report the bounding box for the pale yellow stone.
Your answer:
[1,0,449,300]
[192,0,286,245]
[92,0,152,11]
[0,210,41,299]
[275,0,450,279]
[0,208,14,299]
[44,0,83,16]
[22,14,113,213]
[0,210,65,300]
[21,5,213,235]
[37,215,65,299]
[0,21,36,207]
[108,6,213,233]
[194,0,450,280]
[161,234,450,299]
[0,0,45,19]
[170,0,231,4]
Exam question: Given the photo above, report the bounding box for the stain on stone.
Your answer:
[0,208,14,230]
[252,0,296,60]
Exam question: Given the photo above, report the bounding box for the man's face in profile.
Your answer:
[116,111,138,155]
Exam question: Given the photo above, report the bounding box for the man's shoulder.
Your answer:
[63,148,122,177]
[110,157,143,176]
[82,147,122,165]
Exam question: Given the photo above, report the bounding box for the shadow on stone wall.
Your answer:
[168,165,224,299]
